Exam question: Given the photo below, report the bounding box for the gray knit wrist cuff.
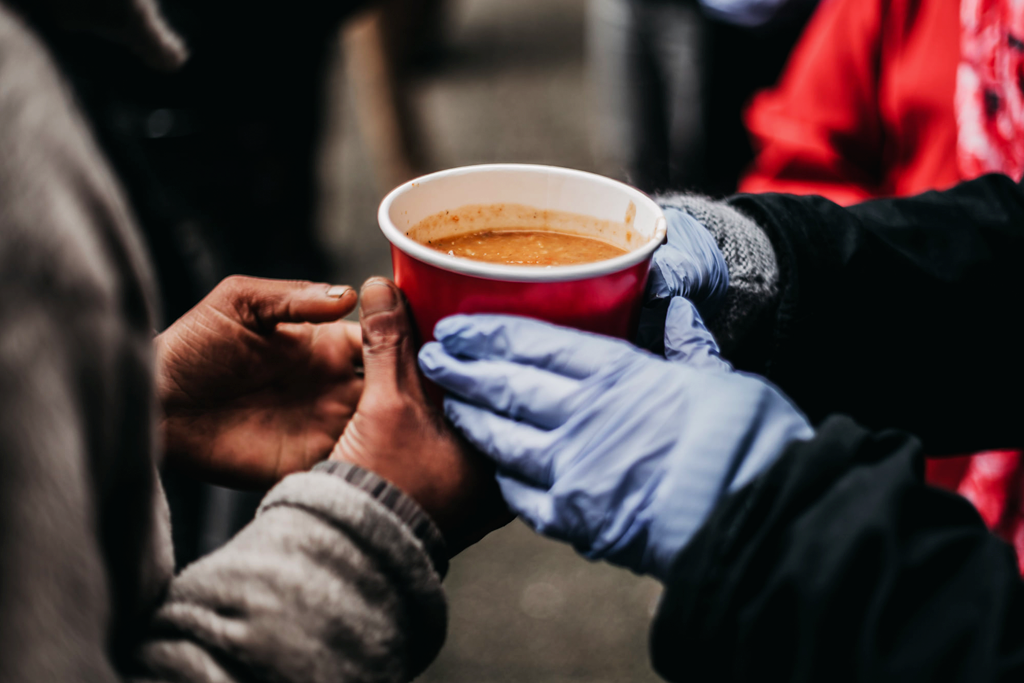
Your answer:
[655,194,780,354]
[313,460,449,577]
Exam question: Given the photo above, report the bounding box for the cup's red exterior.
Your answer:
[392,244,652,344]
[379,164,666,345]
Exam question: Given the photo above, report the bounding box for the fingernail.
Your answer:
[326,285,352,299]
[360,281,398,314]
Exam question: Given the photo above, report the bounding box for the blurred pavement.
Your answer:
[318,1,664,681]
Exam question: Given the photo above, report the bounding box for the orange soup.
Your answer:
[423,229,628,266]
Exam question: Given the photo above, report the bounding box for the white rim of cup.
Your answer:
[377,163,668,283]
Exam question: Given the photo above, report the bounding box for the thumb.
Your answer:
[664,297,732,372]
[359,278,424,399]
[219,276,358,330]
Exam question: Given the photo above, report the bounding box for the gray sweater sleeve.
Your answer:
[0,6,448,682]
[136,470,448,683]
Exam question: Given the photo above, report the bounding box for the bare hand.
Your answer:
[331,278,511,555]
[156,276,363,489]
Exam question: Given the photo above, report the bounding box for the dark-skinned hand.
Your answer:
[331,278,512,555]
[156,276,363,490]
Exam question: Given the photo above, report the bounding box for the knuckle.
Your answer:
[218,274,251,294]
[365,391,418,422]
[495,375,514,415]
[215,275,254,310]
[363,313,408,349]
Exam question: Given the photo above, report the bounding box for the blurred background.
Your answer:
[41,0,814,679]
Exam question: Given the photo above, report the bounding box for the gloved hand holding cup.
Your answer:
[420,298,814,580]
[637,206,730,354]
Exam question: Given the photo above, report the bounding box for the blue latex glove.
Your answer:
[637,207,728,353]
[419,299,813,581]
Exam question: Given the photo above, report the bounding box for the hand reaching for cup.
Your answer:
[330,278,512,555]
[156,276,364,489]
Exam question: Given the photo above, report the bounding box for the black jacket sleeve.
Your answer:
[724,175,1024,455]
[650,416,1024,683]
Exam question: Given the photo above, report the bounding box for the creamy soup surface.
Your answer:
[423,229,628,266]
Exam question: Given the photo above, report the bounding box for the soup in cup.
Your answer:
[378,164,667,343]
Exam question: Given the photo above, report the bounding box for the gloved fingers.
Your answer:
[494,474,559,537]
[647,207,729,316]
[443,397,556,487]
[664,297,732,372]
[434,314,631,379]
[647,208,705,299]
[420,343,581,428]
[646,256,692,302]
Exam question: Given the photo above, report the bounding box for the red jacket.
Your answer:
[740,0,963,203]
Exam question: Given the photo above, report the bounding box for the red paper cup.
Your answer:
[378,164,667,344]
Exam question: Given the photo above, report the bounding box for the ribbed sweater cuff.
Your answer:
[655,193,780,355]
[311,460,449,577]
